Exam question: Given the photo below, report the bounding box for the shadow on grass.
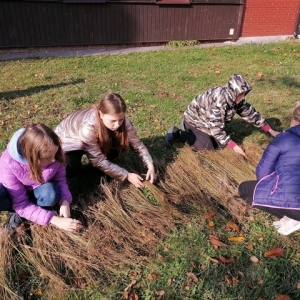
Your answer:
[226,117,282,144]
[0,78,85,101]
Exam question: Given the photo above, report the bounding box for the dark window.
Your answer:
[63,0,106,3]
[108,0,155,2]
[156,0,190,4]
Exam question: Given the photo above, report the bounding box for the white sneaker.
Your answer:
[277,218,300,235]
[272,216,289,228]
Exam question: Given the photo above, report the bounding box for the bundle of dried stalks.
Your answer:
[158,145,261,222]
[0,143,262,298]
[0,231,23,300]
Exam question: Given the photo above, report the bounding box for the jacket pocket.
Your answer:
[270,175,279,195]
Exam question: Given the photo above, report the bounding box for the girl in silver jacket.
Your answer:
[55,93,155,188]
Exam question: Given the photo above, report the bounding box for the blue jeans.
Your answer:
[0,182,59,212]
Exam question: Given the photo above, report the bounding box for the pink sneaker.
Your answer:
[277,219,300,235]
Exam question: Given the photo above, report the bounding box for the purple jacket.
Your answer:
[0,129,72,226]
[253,124,300,210]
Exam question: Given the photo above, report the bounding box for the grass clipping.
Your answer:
[0,144,261,299]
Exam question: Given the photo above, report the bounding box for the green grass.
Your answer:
[1,40,300,299]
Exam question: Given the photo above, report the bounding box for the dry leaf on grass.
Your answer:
[245,243,254,251]
[226,221,240,232]
[275,294,291,300]
[147,273,160,280]
[218,256,236,263]
[186,272,198,283]
[250,256,259,263]
[209,234,227,248]
[202,211,216,219]
[155,290,165,299]
[228,236,246,242]
[264,248,285,258]
[122,280,137,299]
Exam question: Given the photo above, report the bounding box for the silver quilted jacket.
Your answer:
[55,107,153,181]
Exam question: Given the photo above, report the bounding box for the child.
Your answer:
[165,74,279,157]
[0,123,82,232]
[55,93,155,188]
[239,103,300,235]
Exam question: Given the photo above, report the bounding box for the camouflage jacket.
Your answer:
[183,74,268,147]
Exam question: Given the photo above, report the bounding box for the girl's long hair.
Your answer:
[96,93,129,156]
[292,103,300,124]
[18,123,65,183]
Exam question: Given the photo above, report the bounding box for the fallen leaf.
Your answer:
[232,277,239,285]
[186,272,198,283]
[228,236,246,242]
[264,248,285,258]
[224,275,232,285]
[155,290,165,299]
[122,280,137,299]
[129,291,138,300]
[208,220,215,227]
[250,256,259,263]
[209,257,219,264]
[226,221,240,232]
[218,256,236,263]
[215,70,221,75]
[209,235,227,248]
[275,294,291,300]
[257,72,263,77]
[202,211,216,219]
[35,289,42,296]
[147,273,160,280]
[258,279,264,285]
[245,243,254,251]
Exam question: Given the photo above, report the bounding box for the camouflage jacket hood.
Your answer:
[183,74,266,147]
[226,74,252,107]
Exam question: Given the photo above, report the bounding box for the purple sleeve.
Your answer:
[52,163,72,205]
[1,160,54,226]
[256,140,281,180]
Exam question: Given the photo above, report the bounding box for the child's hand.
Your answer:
[50,216,82,232]
[146,162,155,183]
[127,172,144,188]
[268,128,280,137]
[233,144,247,157]
[59,200,71,218]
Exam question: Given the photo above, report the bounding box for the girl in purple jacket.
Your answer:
[239,103,300,235]
[0,123,82,231]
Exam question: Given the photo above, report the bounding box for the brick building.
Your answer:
[242,0,300,37]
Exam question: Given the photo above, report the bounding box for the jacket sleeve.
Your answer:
[208,103,232,147]
[236,100,267,128]
[1,161,54,226]
[79,123,129,181]
[126,119,153,166]
[256,138,281,180]
[52,164,72,205]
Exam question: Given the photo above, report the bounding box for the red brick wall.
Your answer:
[241,0,300,37]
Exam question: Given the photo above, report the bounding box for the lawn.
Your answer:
[1,40,300,300]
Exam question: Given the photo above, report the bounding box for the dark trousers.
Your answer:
[181,121,220,150]
[66,149,119,179]
[0,182,59,212]
[238,180,300,221]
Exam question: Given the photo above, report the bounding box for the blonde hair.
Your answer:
[292,103,300,124]
[18,123,65,183]
[96,93,129,156]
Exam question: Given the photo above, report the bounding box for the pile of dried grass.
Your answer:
[0,144,262,299]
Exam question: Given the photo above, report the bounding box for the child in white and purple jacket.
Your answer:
[0,123,82,231]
